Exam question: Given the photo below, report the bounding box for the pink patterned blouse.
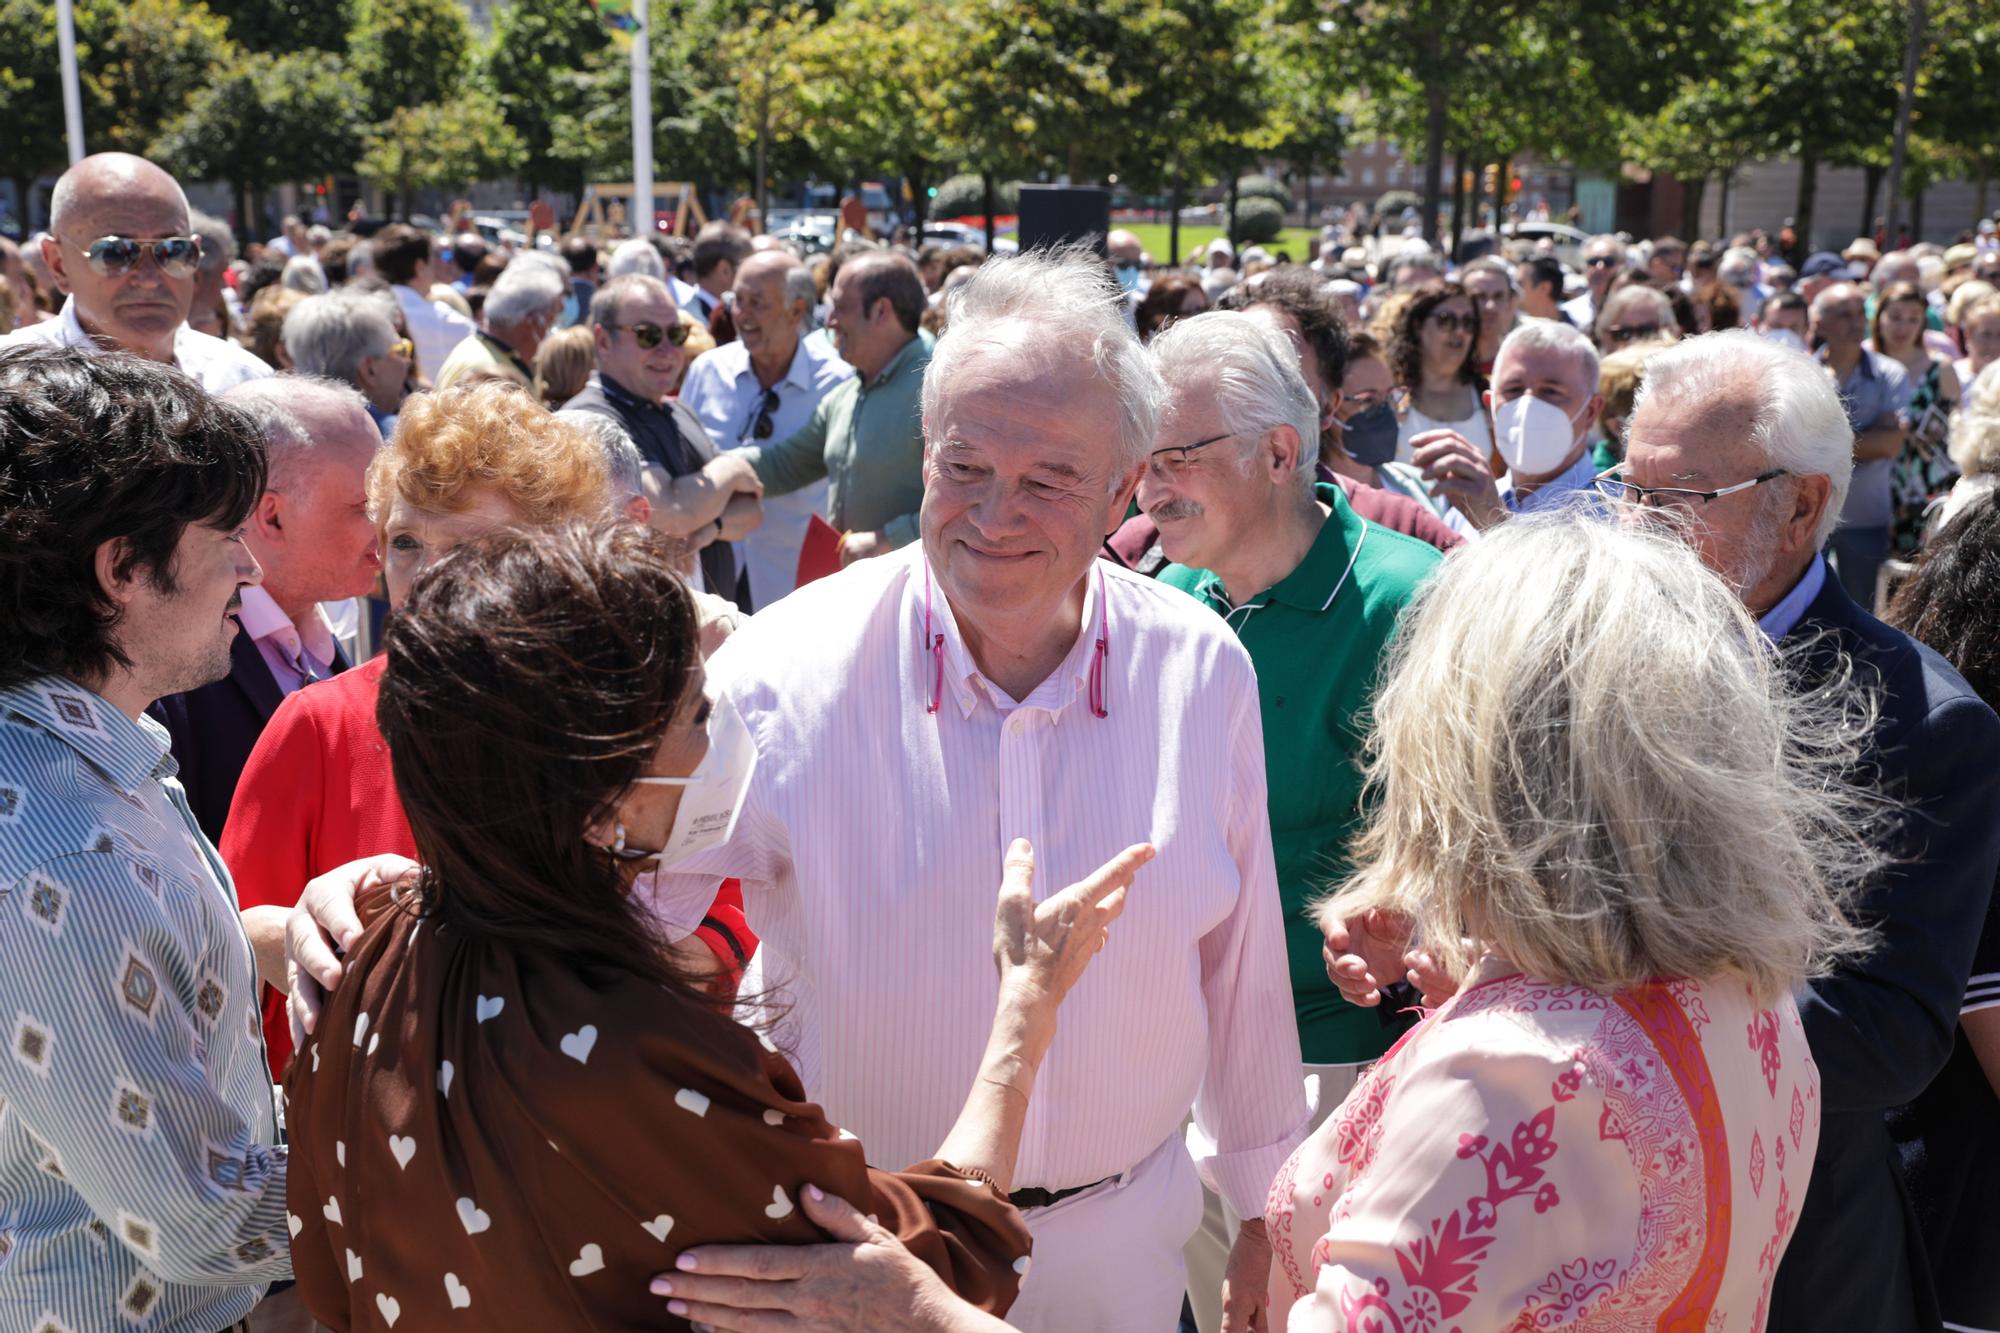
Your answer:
[1265,958,1819,1332]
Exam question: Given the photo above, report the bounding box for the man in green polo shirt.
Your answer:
[737,251,931,565]
[1143,310,1440,1333]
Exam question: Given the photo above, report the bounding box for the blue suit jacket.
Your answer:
[146,624,348,847]
[1769,574,2000,1333]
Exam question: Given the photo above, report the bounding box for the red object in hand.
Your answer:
[796,514,844,588]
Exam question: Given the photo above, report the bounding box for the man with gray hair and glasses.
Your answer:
[282,289,412,436]
[1333,327,2000,1333]
[433,253,568,391]
[286,250,1308,1330]
[1141,311,1441,1332]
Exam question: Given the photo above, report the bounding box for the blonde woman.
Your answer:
[1270,517,1877,1331]
[1940,361,2000,527]
[533,322,597,407]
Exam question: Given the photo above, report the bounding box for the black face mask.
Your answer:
[1340,401,1400,467]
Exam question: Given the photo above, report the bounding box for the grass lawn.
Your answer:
[1121,223,1323,265]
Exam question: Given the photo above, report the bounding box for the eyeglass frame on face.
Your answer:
[380,337,414,361]
[604,319,689,350]
[1593,465,1788,508]
[67,234,204,280]
[1146,431,1236,477]
[1425,309,1475,334]
[1606,322,1664,346]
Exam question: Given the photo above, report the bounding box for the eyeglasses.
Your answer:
[1586,255,1621,269]
[608,320,689,349]
[1146,431,1234,476]
[1605,323,1663,346]
[739,387,779,442]
[383,338,414,360]
[70,235,203,279]
[1593,466,1788,508]
[1425,311,1475,333]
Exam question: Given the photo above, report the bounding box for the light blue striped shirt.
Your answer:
[0,678,289,1332]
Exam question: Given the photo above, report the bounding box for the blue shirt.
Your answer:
[1818,346,1913,529]
[1500,448,1609,519]
[0,679,289,1332]
[1757,554,1829,643]
[679,333,854,607]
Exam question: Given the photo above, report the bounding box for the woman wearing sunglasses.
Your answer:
[1389,279,1492,465]
[0,152,271,392]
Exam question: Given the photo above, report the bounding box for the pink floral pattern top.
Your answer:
[1265,957,1819,1332]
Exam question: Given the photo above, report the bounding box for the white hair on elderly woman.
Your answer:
[1951,361,2000,478]
[1147,311,1319,479]
[921,246,1167,479]
[1318,515,1881,1004]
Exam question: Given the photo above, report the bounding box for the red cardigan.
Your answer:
[222,656,753,1078]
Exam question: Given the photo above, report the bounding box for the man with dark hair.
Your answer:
[736,250,931,563]
[560,232,600,321]
[1519,254,1568,322]
[689,220,754,322]
[371,222,474,378]
[0,344,300,1330]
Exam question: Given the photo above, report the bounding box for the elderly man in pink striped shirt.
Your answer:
[638,250,1311,1330]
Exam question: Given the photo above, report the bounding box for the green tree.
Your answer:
[79,0,240,159]
[152,48,360,234]
[347,0,472,126]
[205,0,354,53]
[0,0,71,223]
[482,0,611,199]
[358,90,524,218]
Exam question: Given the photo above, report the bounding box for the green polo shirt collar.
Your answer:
[862,332,926,395]
[1185,482,1365,617]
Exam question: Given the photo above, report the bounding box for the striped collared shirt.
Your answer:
[0,679,289,1333]
[640,544,1310,1220]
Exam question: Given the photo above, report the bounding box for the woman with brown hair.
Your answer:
[283,519,1149,1330]
[1389,278,1489,463]
[1872,280,1963,554]
[533,322,597,407]
[1133,272,1208,341]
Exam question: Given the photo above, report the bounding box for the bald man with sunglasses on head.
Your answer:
[0,153,271,392]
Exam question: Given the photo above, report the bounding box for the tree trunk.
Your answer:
[1860,164,1884,240]
[1169,170,1182,266]
[1883,0,1927,244]
[9,176,33,235]
[1419,56,1447,250]
[1978,169,1990,221]
[1794,153,1818,257]
[1448,148,1466,260]
[1300,163,1313,235]
[1718,168,1733,239]
[981,171,996,252]
[1910,184,1925,243]
[1226,168,1240,247]
[1464,157,1483,248]
[1680,174,1705,241]
[1492,155,1509,231]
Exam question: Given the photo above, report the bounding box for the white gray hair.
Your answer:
[922,247,1167,476]
[1584,233,1627,261]
[605,238,666,280]
[484,258,568,330]
[188,210,234,275]
[1496,319,1600,398]
[1631,329,1855,545]
[1149,311,1318,480]
[1950,360,2000,478]
[782,264,817,314]
[280,254,328,294]
[282,289,399,384]
[1321,514,1879,1005]
[1593,284,1675,344]
[554,409,646,506]
[222,374,371,487]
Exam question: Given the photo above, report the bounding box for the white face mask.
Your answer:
[1492,392,1587,477]
[614,693,758,867]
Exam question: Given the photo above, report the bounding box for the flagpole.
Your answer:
[631,0,652,239]
[56,0,85,165]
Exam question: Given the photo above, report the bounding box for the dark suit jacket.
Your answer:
[1769,573,2000,1333]
[148,625,348,847]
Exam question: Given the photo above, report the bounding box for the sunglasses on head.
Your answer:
[610,320,690,350]
[72,235,203,279]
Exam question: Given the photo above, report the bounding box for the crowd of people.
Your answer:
[2,149,2000,1333]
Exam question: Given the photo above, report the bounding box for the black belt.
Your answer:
[1008,1174,1116,1209]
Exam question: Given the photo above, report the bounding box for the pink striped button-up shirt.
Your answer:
[640,543,1309,1219]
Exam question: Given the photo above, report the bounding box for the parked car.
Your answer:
[1501,220,1590,268]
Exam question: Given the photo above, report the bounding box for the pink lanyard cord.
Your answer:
[922,565,1110,719]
